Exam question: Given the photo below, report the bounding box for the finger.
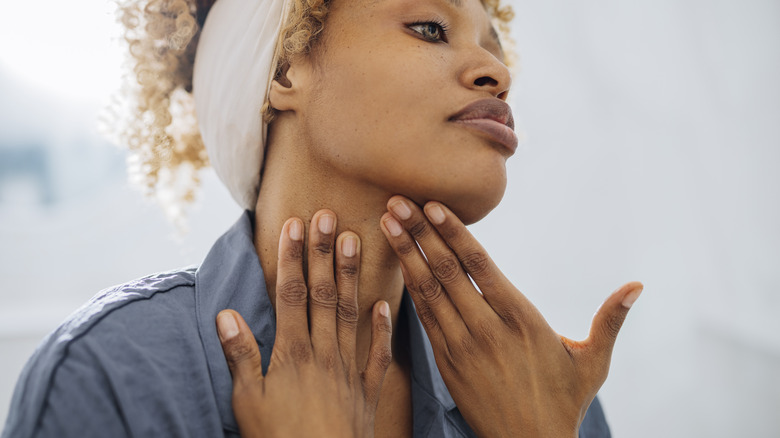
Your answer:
[307,211,339,361]
[217,310,264,389]
[275,218,312,354]
[335,231,361,374]
[387,196,494,328]
[586,282,643,361]
[380,211,459,349]
[361,301,393,406]
[419,200,532,321]
[399,262,440,340]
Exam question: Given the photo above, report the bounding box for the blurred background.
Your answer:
[1,0,778,436]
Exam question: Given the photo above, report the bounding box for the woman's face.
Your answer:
[287,0,513,224]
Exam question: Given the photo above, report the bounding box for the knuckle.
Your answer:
[284,240,303,261]
[397,240,417,257]
[223,337,257,368]
[408,220,429,239]
[603,313,625,339]
[456,334,477,358]
[439,354,457,376]
[372,346,393,369]
[288,340,312,362]
[417,304,438,329]
[376,319,393,335]
[417,277,444,303]
[312,240,333,257]
[501,308,526,333]
[432,257,460,283]
[474,320,500,348]
[337,301,359,326]
[338,263,358,279]
[310,283,337,307]
[439,224,460,241]
[278,279,308,306]
[462,252,489,277]
[318,352,338,370]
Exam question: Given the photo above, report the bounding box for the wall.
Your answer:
[1,0,778,435]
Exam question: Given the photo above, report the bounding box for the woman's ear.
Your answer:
[268,57,312,112]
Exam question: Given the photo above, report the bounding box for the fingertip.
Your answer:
[217,310,240,342]
[386,195,410,210]
[336,231,359,257]
[379,301,390,319]
[279,217,303,245]
[617,281,643,293]
[372,301,393,335]
[621,282,644,309]
[381,213,403,238]
[288,218,303,241]
[423,202,446,225]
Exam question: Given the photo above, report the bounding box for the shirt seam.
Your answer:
[31,270,196,437]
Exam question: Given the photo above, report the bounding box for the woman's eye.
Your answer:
[409,21,448,42]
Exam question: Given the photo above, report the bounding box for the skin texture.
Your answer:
[380,196,643,437]
[215,0,642,436]
[217,215,393,438]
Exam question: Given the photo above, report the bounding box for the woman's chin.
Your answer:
[411,182,506,226]
[448,192,504,225]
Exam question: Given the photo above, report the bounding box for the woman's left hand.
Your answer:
[379,195,643,438]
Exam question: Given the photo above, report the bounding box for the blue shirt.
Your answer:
[2,212,611,437]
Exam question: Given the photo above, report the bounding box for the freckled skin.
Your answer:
[271,0,512,225]
[241,0,519,436]
[221,2,640,437]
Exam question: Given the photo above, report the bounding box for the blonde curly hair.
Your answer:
[109,0,514,225]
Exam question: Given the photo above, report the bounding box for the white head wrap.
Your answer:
[193,0,292,210]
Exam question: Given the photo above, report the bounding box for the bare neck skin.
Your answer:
[253,126,406,369]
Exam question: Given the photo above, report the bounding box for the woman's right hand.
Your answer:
[215,211,393,438]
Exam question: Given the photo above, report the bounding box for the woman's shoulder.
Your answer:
[1,266,226,438]
[46,265,200,353]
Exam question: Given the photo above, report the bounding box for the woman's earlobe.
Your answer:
[269,79,296,112]
[268,60,305,112]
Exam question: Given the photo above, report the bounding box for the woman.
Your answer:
[2,0,642,436]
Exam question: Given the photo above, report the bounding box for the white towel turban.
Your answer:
[193,0,292,210]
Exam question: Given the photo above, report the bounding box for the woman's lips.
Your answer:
[449,98,518,154]
[451,118,518,154]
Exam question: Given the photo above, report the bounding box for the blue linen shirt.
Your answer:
[2,212,611,437]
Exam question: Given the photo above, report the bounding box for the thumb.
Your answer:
[217,310,264,389]
[361,301,393,407]
[587,281,643,360]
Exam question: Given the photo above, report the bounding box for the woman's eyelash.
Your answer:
[408,19,450,42]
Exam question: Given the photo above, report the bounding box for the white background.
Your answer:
[1,0,778,436]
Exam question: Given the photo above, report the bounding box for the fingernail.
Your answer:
[622,286,643,308]
[384,216,403,237]
[288,220,302,241]
[379,302,390,317]
[318,214,334,234]
[342,235,357,257]
[217,312,239,340]
[426,204,446,225]
[390,201,412,220]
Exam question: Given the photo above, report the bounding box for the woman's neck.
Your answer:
[253,130,406,370]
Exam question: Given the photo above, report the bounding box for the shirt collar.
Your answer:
[195,212,455,434]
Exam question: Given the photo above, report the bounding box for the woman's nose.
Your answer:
[460,47,512,101]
